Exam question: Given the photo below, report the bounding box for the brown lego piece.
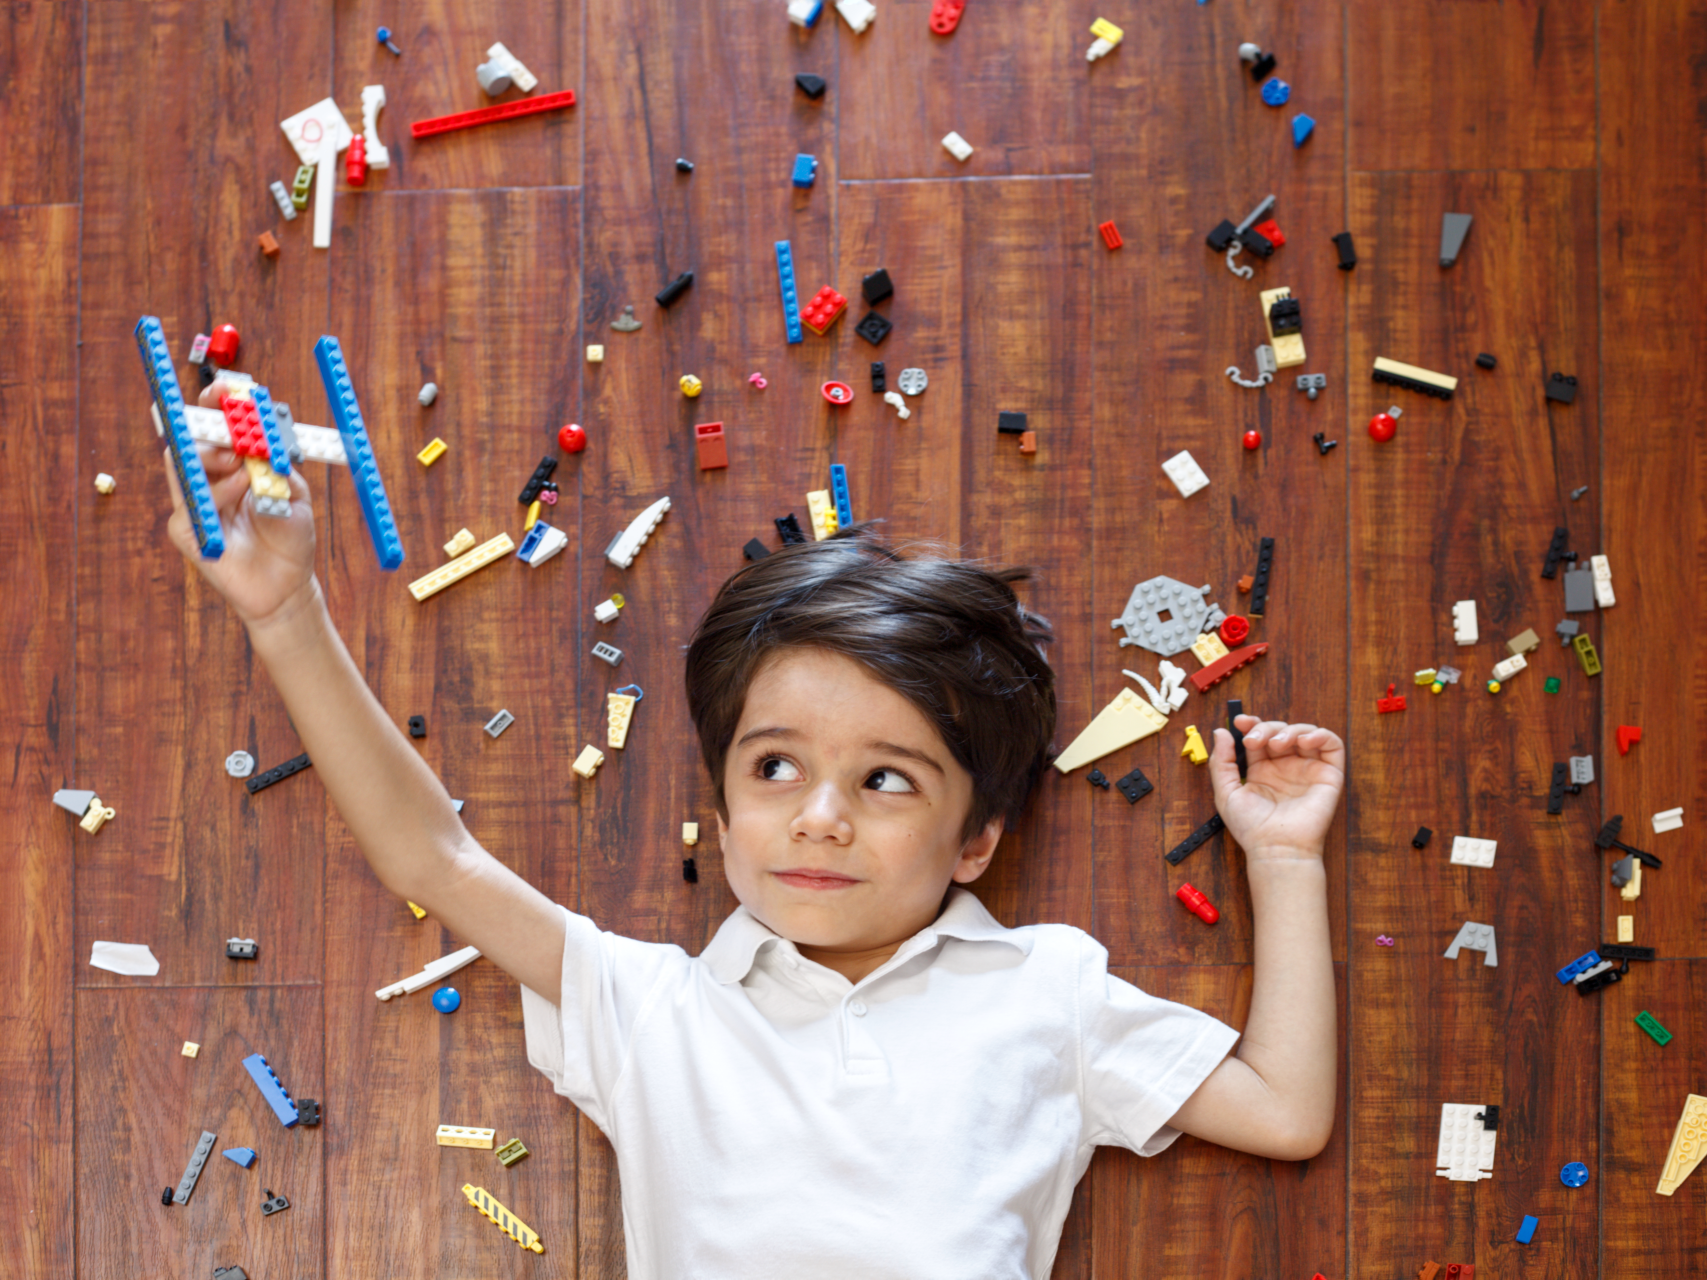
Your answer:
[1237,574,1254,593]
[258,231,280,257]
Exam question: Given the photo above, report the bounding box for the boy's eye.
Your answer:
[760,757,802,782]
[865,769,915,794]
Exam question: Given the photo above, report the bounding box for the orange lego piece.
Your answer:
[801,286,847,334]
[258,231,280,257]
[1018,430,1036,454]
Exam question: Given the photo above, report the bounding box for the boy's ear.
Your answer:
[715,811,728,854]
[950,816,1004,884]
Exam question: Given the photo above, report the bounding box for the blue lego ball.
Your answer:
[377,26,392,42]
[432,986,462,1013]
[1261,79,1291,107]
[1560,1161,1589,1188]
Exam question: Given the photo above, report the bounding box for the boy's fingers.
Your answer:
[1238,719,1294,755]
[1207,727,1243,800]
[197,380,231,409]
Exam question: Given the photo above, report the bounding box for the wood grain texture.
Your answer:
[0,0,82,205]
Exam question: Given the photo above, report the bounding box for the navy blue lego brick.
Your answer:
[314,336,405,570]
[791,153,818,188]
[135,316,224,559]
[242,1053,300,1127]
[830,463,852,528]
[248,384,292,476]
[775,241,803,344]
[1555,950,1601,985]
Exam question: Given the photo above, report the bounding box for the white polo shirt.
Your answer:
[521,887,1238,1280]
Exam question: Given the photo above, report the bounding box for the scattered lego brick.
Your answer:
[484,710,515,739]
[261,1189,290,1216]
[1439,213,1473,267]
[462,1183,544,1253]
[572,745,605,779]
[438,1125,496,1149]
[655,271,694,307]
[1331,231,1356,269]
[1176,882,1219,924]
[695,421,728,470]
[743,538,770,561]
[1114,768,1152,804]
[241,1053,300,1127]
[182,1041,200,1058]
[802,286,847,333]
[1098,220,1123,249]
[496,1138,530,1167]
[1545,372,1578,404]
[855,311,892,345]
[1515,1214,1538,1245]
[246,752,312,795]
[1412,827,1433,849]
[1635,1010,1672,1046]
[174,1131,217,1205]
[258,231,280,258]
[795,73,827,99]
[226,937,258,959]
[408,715,427,738]
[1617,725,1641,755]
[1164,814,1225,866]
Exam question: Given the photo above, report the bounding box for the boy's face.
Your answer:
[718,648,1002,961]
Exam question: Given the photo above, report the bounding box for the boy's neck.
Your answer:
[794,940,906,985]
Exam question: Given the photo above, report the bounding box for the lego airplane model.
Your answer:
[134,315,404,569]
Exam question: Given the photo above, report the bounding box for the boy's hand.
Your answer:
[162,380,318,631]
[1208,717,1345,863]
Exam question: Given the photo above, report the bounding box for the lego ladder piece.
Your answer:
[174,1130,218,1204]
[462,1184,545,1253]
[241,1054,300,1127]
[411,89,577,140]
[1444,921,1498,967]
[376,944,481,1000]
[314,336,404,570]
[135,317,224,559]
[775,241,804,344]
[1656,1094,1707,1195]
[1435,1103,1498,1181]
[408,533,516,602]
[1052,687,1168,774]
[1187,643,1269,695]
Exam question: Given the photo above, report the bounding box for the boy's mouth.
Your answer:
[772,869,861,891]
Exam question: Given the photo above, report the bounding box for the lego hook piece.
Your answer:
[613,684,644,702]
[1225,240,1255,279]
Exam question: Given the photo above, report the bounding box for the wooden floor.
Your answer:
[4,1,1704,1275]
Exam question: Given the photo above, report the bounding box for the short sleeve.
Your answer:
[520,903,690,1135]
[1077,934,1241,1157]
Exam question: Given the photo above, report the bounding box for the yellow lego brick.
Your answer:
[79,797,115,834]
[408,533,516,602]
[524,499,541,532]
[437,1125,496,1149]
[243,455,290,501]
[1414,668,1438,686]
[1052,687,1169,774]
[443,528,477,558]
[1261,288,1306,369]
[572,745,604,779]
[406,900,427,920]
[1617,915,1633,943]
[586,344,604,363]
[417,437,447,467]
[682,822,699,846]
[1090,16,1123,43]
[607,693,637,749]
[1189,632,1230,668]
[806,489,837,540]
[1180,725,1208,765]
[1620,857,1642,901]
[181,1041,200,1058]
[462,1184,544,1253]
[1656,1094,1707,1195]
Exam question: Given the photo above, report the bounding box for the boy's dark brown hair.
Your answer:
[684,527,1056,842]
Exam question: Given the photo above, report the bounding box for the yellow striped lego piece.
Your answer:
[437,1125,495,1149]
[806,489,837,540]
[462,1184,544,1253]
[607,693,637,749]
[1657,1095,1707,1195]
[408,533,515,602]
[417,437,447,467]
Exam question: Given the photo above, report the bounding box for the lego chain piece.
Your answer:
[1656,1094,1707,1195]
[1435,1103,1498,1181]
[606,496,671,568]
[377,945,481,1001]
[462,1184,545,1253]
[315,336,404,570]
[412,89,577,139]
[1444,921,1498,967]
[1052,687,1169,774]
[241,1054,300,1127]
[136,317,224,558]
[437,1125,497,1149]
[174,1130,218,1204]
[408,533,515,602]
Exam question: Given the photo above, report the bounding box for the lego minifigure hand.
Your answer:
[1208,717,1345,863]
[160,381,318,631]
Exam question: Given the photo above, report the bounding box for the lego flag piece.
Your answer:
[1656,1094,1707,1195]
[1052,687,1169,774]
[279,98,354,165]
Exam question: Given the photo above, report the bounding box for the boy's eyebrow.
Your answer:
[733,727,948,778]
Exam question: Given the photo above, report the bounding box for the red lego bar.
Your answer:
[412,90,578,140]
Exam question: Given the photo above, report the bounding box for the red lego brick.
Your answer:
[1187,643,1270,694]
[1251,218,1285,247]
[1376,683,1407,713]
[1098,220,1123,250]
[1617,725,1641,755]
[221,395,271,460]
[1018,430,1036,455]
[929,0,965,34]
[801,286,847,335]
[694,421,728,471]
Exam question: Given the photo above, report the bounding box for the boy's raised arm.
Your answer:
[1163,717,1344,1162]
[161,385,566,1005]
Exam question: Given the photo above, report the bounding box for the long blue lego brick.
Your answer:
[313,336,405,570]
[830,463,852,528]
[248,384,292,476]
[134,316,225,559]
[241,1052,300,1128]
[775,241,803,344]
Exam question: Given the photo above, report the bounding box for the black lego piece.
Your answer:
[1267,297,1302,335]
[1412,826,1433,849]
[742,538,770,561]
[246,752,311,795]
[1595,815,1662,868]
[1240,228,1275,258]
[407,715,426,738]
[1475,353,1497,370]
[775,513,807,545]
[1206,219,1238,252]
[1577,965,1624,996]
[260,1190,290,1217]
[1165,814,1225,865]
[1541,527,1576,579]
[296,1099,320,1127]
[1249,536,1275,618]
[655,271,694,307]
[1312,433,1339,455]
[861,268,893,305]
[518,455,558,505]
[1250,52,1276,80]
[1227,700,1247,780]
[795,73,827,99]
[198,363,217,387]
[1087,768,1111,791]
[162,1185,174,1206]
[226,938,258,959]
[1476,1105,1500,1131]
[682,856,699,883]
[675,158,694,173]
[1331,231,1357,270]
[1115,768,1153,805]
[997,412,1028,435]
[870,362,886,393]
[854,311,892,346]
[1545,372,1578,404]
[1548,763,1568,815]
[1598,943,1657,962]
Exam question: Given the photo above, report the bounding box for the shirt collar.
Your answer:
[698,886,1032,986]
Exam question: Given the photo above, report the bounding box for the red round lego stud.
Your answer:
[1242,429,1262,451]
[1219,614,1250,645]
[820,381,853,405]
[557,423,587,453]
[1176,882,1220,925]
[1368,411,1397,442]
[207,323,240,368]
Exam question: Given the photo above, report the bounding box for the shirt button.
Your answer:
[849,1001,867,1016]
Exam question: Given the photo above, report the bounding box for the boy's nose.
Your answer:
[790,782,853,844]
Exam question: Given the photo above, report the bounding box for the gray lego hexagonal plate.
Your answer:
[1110,576,1211,655]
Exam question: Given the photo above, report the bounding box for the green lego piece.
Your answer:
[495,1138,529,1167]
[1544,677,1561,693]
[291,164,313,210]
[1636,1010,1672,1046]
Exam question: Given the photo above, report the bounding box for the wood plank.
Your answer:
[1345,169,1602,1275]
[0,1,82,205]
[0,203,79,1279]
[77,986,324,1279]
[1349,0,1596,172]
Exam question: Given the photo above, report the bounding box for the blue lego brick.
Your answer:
[223,1146,258,1168]
[248,384,292,476]
[515,522,548,561]
[241,1053,300,1128]
[1291,113,1315,147]
[830,463,852,528]
[1555,950,1601,985]
[313,336,405,571]
[791,153,818,188]
[134,316,224,559]
[775,240,803,344]
[1516,1214,1538,1245]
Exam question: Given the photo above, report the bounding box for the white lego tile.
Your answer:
[941,130,973,162]
[1652,807,1683,834]
[1450,836,1497,868]
[1162,450,1210,499]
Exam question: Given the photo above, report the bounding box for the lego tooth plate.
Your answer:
[136,316,224,559]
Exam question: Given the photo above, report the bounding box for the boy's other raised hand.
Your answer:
[1208,717,1345,863]
[161,380,319,631]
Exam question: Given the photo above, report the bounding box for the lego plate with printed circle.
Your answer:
[1111,576,1211,656]
[897,368,928,395]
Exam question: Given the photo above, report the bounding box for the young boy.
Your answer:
[162,384,1344,1279]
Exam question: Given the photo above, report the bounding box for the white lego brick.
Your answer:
[593,598,620,623]
[1444,920,1497,966]
[279,97,354,166]
[836,0,876,32]
[1435,1103,1499,1181]
[1591,554,1615,607]
[526,524,569,567]
[312,148,336,249]
[1452,599,1478,645]
[361,84,390,169]
[1450,836,1497,868]
[606,496,671,569]
[375,944,481,1000]
[487,43,538,93]
[787,0,824,26]
[941,130,973,162]
[1490,652,1527,682]
[1161,450,1210,499]
[1652,807,1684,834]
